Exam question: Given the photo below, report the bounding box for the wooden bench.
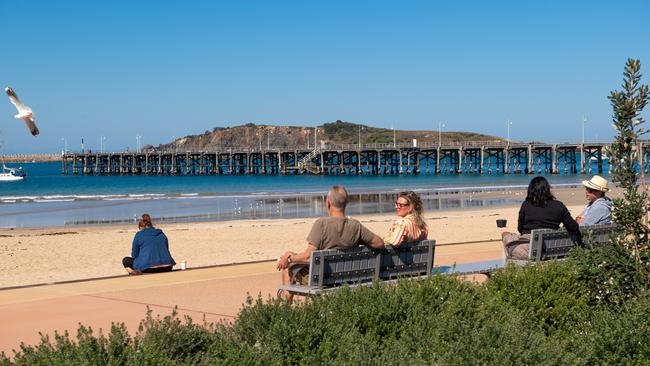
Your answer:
[278,240,436,296]
[506,223,620,265]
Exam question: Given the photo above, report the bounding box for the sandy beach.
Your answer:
[0,186,621,288]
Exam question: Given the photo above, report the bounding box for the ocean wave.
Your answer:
[103,197,152,201]
[33,199,75,203]
[0,182,584,205]
[1,196,40,201]
[42,195,76,200]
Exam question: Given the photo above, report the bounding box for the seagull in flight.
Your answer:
[5,87,39,136]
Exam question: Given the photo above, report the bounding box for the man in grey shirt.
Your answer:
[576,175,612,226]
[276,185,384,301]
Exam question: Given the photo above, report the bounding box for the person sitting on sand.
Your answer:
[122,214,176,275]
[383,191,428,246]
[276,185,384,302]
[575,175,612,226]
[502,176,579,260]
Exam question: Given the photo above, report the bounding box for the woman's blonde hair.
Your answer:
[141,214,153,228]
[398,191,427,231]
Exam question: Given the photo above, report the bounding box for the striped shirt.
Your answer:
[383,214,428,246]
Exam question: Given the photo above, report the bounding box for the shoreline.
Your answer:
[1,182,587,229]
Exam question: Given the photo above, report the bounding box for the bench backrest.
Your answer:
[307,240,436,288]
[525,223,620,262]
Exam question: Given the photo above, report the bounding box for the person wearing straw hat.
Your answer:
[576,175,612,226]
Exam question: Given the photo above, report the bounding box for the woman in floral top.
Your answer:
[383,191,428,246]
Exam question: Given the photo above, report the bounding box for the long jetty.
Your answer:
[60,141,644,176]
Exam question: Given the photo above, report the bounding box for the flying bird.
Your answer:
[5,87,39,136]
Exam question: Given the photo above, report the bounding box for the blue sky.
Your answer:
[0,0,648,153]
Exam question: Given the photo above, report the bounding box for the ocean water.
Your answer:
[0,162,606,228]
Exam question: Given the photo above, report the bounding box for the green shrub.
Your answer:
[568,294,650,365]
[233,276,574,365]
[130,309,218,363]
[5,324,133,366]
[571,244,649,307]
[486,261,589,333]
[3,268,650,365]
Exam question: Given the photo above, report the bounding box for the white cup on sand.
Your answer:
[180,260,187,270]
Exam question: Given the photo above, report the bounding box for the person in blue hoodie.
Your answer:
[575,175,613,226]
[122,214,176,275]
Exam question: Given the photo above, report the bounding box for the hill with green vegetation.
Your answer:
[154,120,504,151]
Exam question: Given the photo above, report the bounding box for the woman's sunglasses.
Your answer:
[395,202,410,208]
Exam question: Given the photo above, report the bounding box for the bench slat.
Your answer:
[522,223,620,263]
[303,240,435,288]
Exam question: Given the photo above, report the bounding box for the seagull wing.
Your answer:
[21,115,39,136]
[5,87,38,136]
[5,87,29,114]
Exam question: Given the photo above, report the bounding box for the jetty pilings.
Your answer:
[61,142,637,176]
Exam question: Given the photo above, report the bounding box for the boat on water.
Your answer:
[0,164,26,181]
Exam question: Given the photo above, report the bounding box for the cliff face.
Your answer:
[154,120,503,151]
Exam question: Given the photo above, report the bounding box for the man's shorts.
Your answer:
[288,263,310,285]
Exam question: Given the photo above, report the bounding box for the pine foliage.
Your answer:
[608,58,650,274]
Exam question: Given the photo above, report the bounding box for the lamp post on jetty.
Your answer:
[358,125,364,149]
[136,134,142,153]
[438,122,445,147]
[391,124,396,147]
[506,120,512,146]
[100,135,106,153]
[61,136,67,155]
[582,115,587,144]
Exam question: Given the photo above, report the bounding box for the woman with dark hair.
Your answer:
[502,177,579,260]
[384,191,429,246]
[122,214,176,275]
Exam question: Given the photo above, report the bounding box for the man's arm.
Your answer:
[276,244,317,270]
[575,205,587,224]
[367,233,385,249]
[357,222,385,249]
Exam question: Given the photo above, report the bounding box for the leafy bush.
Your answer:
[607,58,650,282]
[571,244,649,307]
[4,324,133,366]
[567,293,650,365]
[3,265,650,365]
[234,276,570,365]
[486,261,589,333]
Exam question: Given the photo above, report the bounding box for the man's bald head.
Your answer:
[327,185,349,210]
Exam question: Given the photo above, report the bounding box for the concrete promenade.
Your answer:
[0,241,501,356]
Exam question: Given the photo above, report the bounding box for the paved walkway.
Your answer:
[0,241,502,356]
